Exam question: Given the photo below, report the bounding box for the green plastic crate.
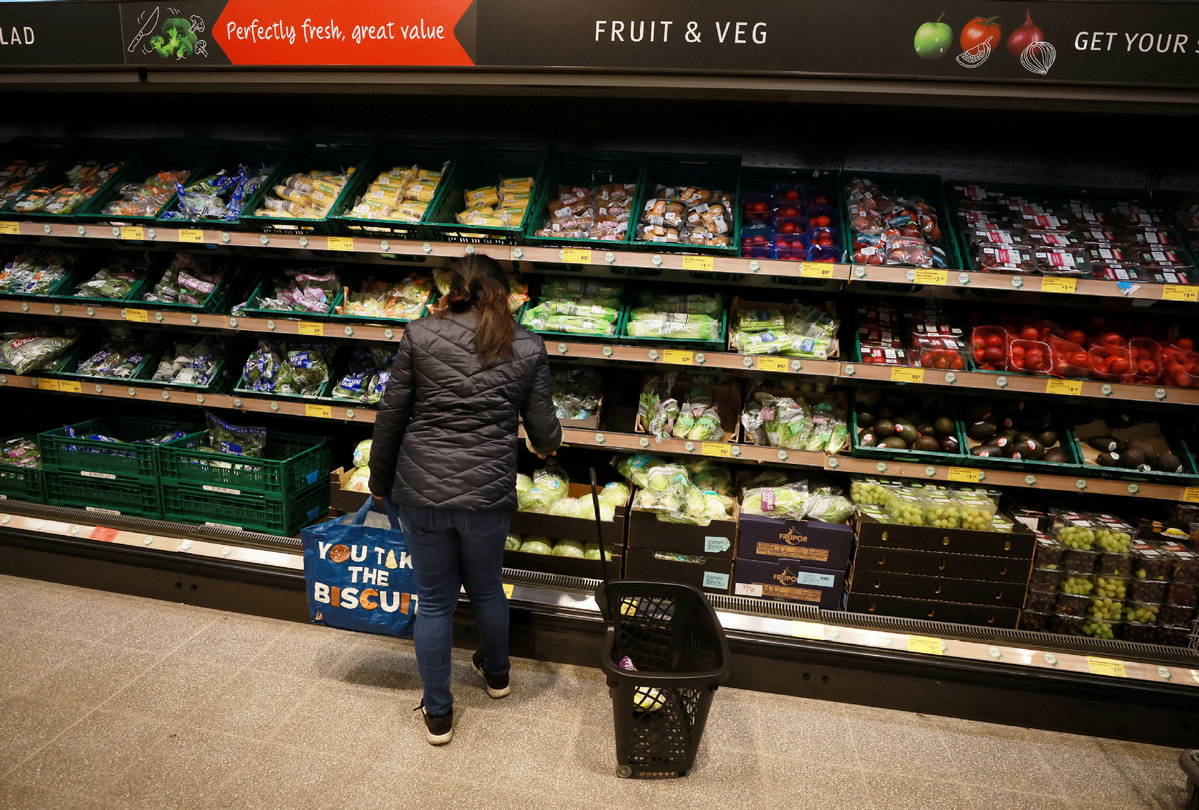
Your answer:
[627,153,742,256]
[158,430,330,497]
[848,393,971,465]
[0,139,146,223]
[954,399,1084,475]
[161,479,329,536]
[522,149,647,249]
[331,138,462,241]
[76,139,219,228]
[46,333,164,385]
[326,268,437,325]
[155,141,291,230]
[236,270,344,320]
[619,288,727,349]
[0,434,46,503]
[49,259,156,305]
[38,417,190,481]
[45,470,161,519]
[239,139,373,237]
[843,172,965,272]
[424,141,550,245]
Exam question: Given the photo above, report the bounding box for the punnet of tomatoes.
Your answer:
[1088,344,1135,383]
[1007,338,1053,375]
[1159,342,1199,388]
[1047,335,1089,378]
[970,325,1009,370]
[743,195,772,225]
[1130,337,1164,384]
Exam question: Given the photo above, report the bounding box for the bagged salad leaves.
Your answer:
[0,328,79,374]
[151,338,226,387]
[332,347,394,403]
[741,390,847,455]
[206,413,266,457]
[162,163,274,222]
[237,266,341,315]
[352,439,372,469]
[13,158,124,215]
[633,462,732,526]
[142,253,223,307]
[671,384,725,442]
[102,169,190,217]
[74,253,155,300]
[338,274,432,321]
[0,157,53,206]
[0,437,41,469]
[75,328,153,378]
[0,251,78,296]
[551,366,601,421]
[241,340,332,397]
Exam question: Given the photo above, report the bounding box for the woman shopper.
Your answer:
[368,254,562,745]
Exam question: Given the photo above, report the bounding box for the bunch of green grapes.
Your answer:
[1095,528,1132,553]
[959,507,993,532]
[1088,597,1123,621]
[923,503,961,529]
[1124,603,1160,623]
[1057,526,1096,550]
[1094,576,1126,600]
[1082,619,1115,639]
[887,501,925,526]
[851,481,895,508]
[1060,575,1094,595]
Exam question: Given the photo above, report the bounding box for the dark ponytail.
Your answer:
[437,255,515,366]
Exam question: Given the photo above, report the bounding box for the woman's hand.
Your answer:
[373,495,384,509]
[525,437,556,460]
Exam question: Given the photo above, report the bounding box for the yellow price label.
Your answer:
[124,309,149,323]
[177,229,205,243]
[1086,656,1127,678]
[37,378,61,392]
[800,262,834,279]
[1041,277,1077,294]
[1045,379,1083,396]
[297,322,325,337]
[1182,487,1199,504]
[327,236,355,252]
[791,621,824,640]
[757,357,790,373]
[119,226,145,240]
[947,467,981,483]
[682,255,715,271]
[1162,284,1198,302]
[891,367,925,383]
[662,350,693,365]
[305,404,333,419]
[0,221,19,235]
[59,380,81,394]
[502,583,514,599]
[907,635,944,655]
[913,269,948,286]
[701,442,732,458]
[560,248,592,264]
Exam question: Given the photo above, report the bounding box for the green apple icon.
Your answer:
[914,13,952,60]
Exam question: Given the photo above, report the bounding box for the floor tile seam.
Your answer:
[258,639,377,741]
[0,612,240,788]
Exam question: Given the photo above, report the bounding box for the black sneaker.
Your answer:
[415,702,453,745]
[472,650,511,698]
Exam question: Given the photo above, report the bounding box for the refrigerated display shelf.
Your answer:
[4,301,1197,407]
[1,220,1192,302]
[0,503,1194,686]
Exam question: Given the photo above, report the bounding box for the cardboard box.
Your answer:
[854,511,1037,559]
[634,379,742,444]
[502,548,623,580]
[510,483,628,547]
[739,385,848,449]
[845,592,1020,629]
[737,513,854,570]
[627,503,738,560]
[852,546,1033,584]
[846,567,1027,608]
[330,467,370,514]
[625,547,733,594]
[732,559,844,610]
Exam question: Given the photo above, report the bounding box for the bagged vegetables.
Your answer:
[633,462,732,526]
[332,347,394,404]
[346,163,448,223]
[625,290,723,342]
[142,253,223,307]
[730,302,839,359]
[847,177,947,269]
[0,328,79,374]
[255,167,355,219]
[551,366,601,421]
[352,439,372,469]
[516,466,570,513]
[521,278,623,337]
[338,274,432,321]
[741,390,847,454]
[74,254,155,300]
[151,338,225,386]
[75,328,152,378]
[612,452,667,489]
[102,169,190,217]
[534,182,637,242]
[13,158,124,215]
[636,184,734,247]
[0,157,53,205]
[0,251,77,296]
[456,176,533,228]
[206,413,266,457]
[240,340,332,397]
[163,163,274,222]
[0,437,40,469]
[240,267,341,314]
[640,374,727,442]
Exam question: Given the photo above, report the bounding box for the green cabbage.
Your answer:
[505,534,523,551]
[598,481,630,507]
[804,494,853,524]
[579,497,616,523]
[688,460,731,495]
[613,453,666,489]
[584,543,616,561]
[742,486,810,520]
[519,537,553,555]
[549,497,582,518]
[515,473,532,497]
[552,539,586,558]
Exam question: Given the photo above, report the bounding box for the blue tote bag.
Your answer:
[301,497,417,638]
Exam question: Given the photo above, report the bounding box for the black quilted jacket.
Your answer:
[368,310,562,511]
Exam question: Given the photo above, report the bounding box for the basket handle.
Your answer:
[589,466,614,622]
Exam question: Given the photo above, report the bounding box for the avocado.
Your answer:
[1036,430,1058,448]
[880,436,908,450]
[1104,412,1136,431]
[1043,447,1068,464]
[940,435,961,453]
[1128,441,1158,463]
[966,421,997,442]
[857,411,875,428]
[1156,452,1183,473]
[933,417,956,436]
[965,403,992,423]
[1096,451,1122,467]
[896,421,920,445]
[1011,439,1045,461]
[858,430,878,448]
[874,419,895,438]
[1088,436,1121,453]
[913,435,941,452]
[917,423,936,437]
[875,404,895,421]
[1122,447,1146,469]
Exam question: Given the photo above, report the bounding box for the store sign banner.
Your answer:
[119,0,475,66]
[0,1,122,65]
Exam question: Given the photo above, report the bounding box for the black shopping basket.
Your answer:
[588,468,730,779]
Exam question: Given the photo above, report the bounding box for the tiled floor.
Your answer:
[0,573,1188,809]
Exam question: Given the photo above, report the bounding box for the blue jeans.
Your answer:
[396,504,511,716]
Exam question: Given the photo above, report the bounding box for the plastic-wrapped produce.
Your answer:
[142,254,223,307]
[13,158,124,215]
[241,340,332,397]
[242,267,341,314]
[0,328,79,374]
[550,366,601,421]
[338,274,432,320]
[102,169,191,217]
[635,185,734,247]
[0,437,40,469]
[346,163,447,223]
[687,459,731,496]
[0,157,52,205]
[163,163,274,222]
[612,452,667,489]
[625,311,721,341]
[75,328,152,379]
[255,167,355,220]
[534,182,637,242]
[353,439,372,469]
[206,413,266,458]
[517,466,569,512]
[74,254,155,300]
[741,484,809,520]
[0,251,78,296]
[331,347,394,404]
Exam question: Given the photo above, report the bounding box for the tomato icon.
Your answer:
[960,16,1001,53]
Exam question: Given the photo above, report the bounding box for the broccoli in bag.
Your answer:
[206,413,266,458]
